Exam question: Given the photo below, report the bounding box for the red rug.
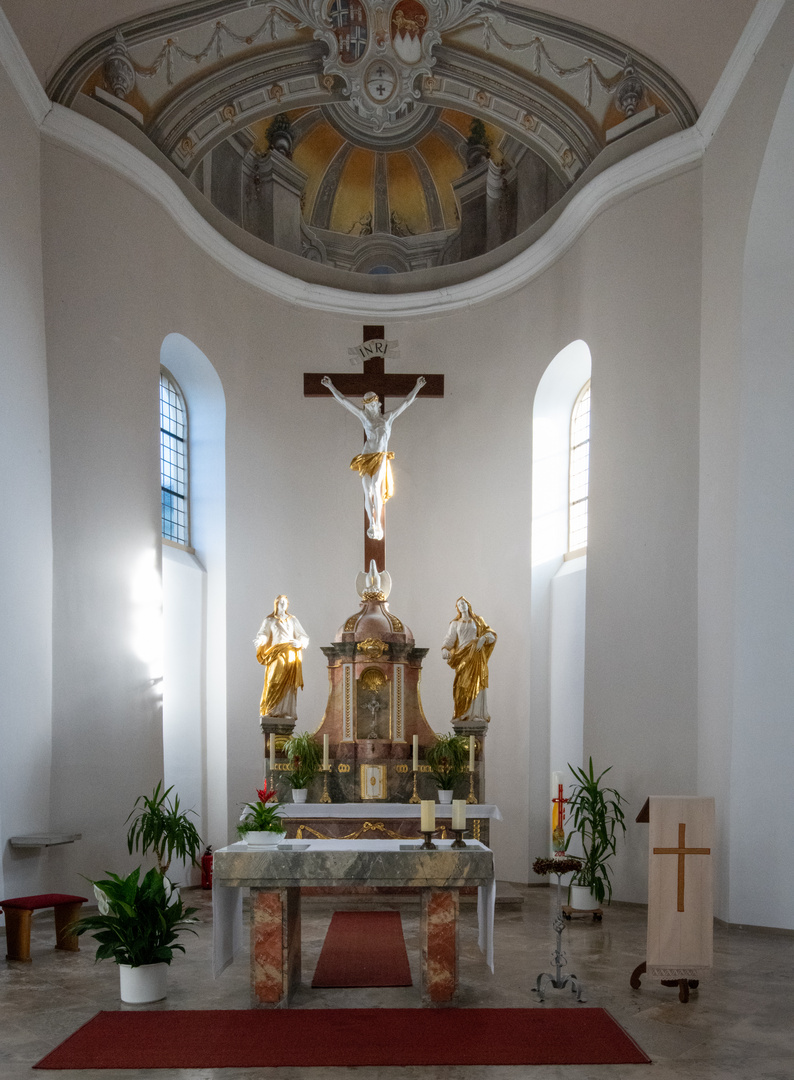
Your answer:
[311,910,412,987]
[34,1009,650,1068]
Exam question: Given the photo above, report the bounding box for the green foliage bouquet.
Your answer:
[564,758,627,905]
[237,779,285,837]
[71,867,198,966]
[281,731,323,789]
[425,733,469,790]
[126,781,203,875]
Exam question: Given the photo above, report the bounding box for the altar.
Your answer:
[279,802,502,846]
[213,839,495,1007]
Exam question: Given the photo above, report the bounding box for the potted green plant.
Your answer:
[237,779,286,844]
[126,781,203,877]
[281,731,323,802]
[564,758,627,909]
[425,733,468,802]
[71,867,198,1003]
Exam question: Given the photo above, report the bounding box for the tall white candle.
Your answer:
[323,734,329,770]
[420,800,435,833]
[452,799,466,831]
[412,734,419,772]
[269,734,275,773]
[469,735,476,772]
[552,771,563,792]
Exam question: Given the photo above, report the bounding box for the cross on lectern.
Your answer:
[304,325,444,571]
[653,822,711,912]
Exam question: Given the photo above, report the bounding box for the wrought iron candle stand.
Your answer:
[532,857,586,1003]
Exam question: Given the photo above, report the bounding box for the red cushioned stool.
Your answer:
[1,894,88,962]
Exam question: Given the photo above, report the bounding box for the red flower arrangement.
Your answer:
[237,780,284,837]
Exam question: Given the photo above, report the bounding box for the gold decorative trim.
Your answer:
[360,666,387,690]
[394,663,404,742]
[387,613,404,632]
[343,664,353,740]
[337,763,351,773]
[395,764,409,773]
[361,763,387,799]
[472,818,482,840]
[296,821,407,841]
[362,590,386,601]
[357,637,388,659]
[344,613,360,632]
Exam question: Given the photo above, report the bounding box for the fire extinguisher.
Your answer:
[201,845,213,890]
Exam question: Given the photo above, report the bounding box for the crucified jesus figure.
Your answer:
[321,374,426,540]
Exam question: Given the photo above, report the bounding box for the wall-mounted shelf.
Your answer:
[9,834,82,849]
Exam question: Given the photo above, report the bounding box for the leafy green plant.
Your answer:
[237,780,285,837]
[281,731,323,789]
[126,782,202,875]
[564,758,627,905]
[71,867,197,966]
[425,733,469,791]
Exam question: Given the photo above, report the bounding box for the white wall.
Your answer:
[0,58,52,905]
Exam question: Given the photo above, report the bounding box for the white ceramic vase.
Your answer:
[437,789,454,804]
[244,830,285,845]
[292,788,308,803]
[569,884,600,911]
[119,962,168,1004]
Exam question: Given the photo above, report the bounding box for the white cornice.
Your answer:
[0,5,50,126]
[0,0,785,318]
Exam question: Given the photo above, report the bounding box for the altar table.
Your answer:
[213,839,495,1007]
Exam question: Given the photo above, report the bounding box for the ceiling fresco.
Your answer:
[48,0,699,282]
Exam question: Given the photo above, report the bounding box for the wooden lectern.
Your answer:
[631,795,714,1002]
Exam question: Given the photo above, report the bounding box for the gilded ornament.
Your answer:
[387,613,404,632]
[344,613,360,632]
[358,637,388,659]
[360,666,387,690]
[221,103,236,122]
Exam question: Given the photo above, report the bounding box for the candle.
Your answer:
[452,799,466,831]
[412,734,419,772]
[469,735,476,772]
[323,734,329,770]
[420,800,435,833]
[269,734,276,773]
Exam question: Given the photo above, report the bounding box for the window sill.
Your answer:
[564,546,587,561]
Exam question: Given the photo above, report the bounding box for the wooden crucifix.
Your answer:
[653,822,711,912]
[304,325,444,572]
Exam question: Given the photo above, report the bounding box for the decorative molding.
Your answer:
[0,4,784,317]
[0,6,50,125]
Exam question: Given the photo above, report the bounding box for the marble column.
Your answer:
[420,887,459,1004]
[250,886,301,1007]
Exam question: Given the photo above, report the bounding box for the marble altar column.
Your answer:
[250,887,301,1007]
[420,887,459,1004]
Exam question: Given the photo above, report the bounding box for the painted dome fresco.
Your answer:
[50,0,698,287]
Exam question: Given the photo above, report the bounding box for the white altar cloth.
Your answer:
[277,803,502,820]
[212,838,496,977]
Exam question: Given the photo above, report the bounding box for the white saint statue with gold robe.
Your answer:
[255,595,309,720]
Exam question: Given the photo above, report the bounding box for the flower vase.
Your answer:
[119,962,168,1003]
[569,884,600,911]
[437,789,454,804]
[243,830,285,846]
[292,788,308,803]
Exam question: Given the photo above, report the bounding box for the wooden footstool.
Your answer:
[1,894,88,962]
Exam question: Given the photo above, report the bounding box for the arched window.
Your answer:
[568,380,590,553]
[160,369,189,546]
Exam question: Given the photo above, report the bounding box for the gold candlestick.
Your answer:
[320,766,332,804]
[466,770,477,804]
[409,769,420,803]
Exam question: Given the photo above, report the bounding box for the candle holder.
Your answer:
[409,770,421,803]
[420,832,437,850]
[451,829,466,849]
[466,770,477,804]
[319,766,332,804]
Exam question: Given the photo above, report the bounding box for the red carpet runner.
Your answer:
[311,910,412,987]
[35,1008,651,1069]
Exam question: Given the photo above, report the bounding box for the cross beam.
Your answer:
[653,823,711,912]
[305,325,444,571]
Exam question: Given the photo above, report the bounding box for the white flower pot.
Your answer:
[292,788,308,803]
[569,884,600,911]
[119,962,168,1004]
[437,790,454,804]
[243,830,285,846]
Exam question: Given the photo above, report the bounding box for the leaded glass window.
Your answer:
[569,380,590,552]
[160,370,188,545]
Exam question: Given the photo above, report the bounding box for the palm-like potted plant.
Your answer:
[71,867,198,1003]
[564,758,627,909]
[425,733,469,802]
[281,731,323,802]
[237,779,286,844]
[126,781,203,877]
